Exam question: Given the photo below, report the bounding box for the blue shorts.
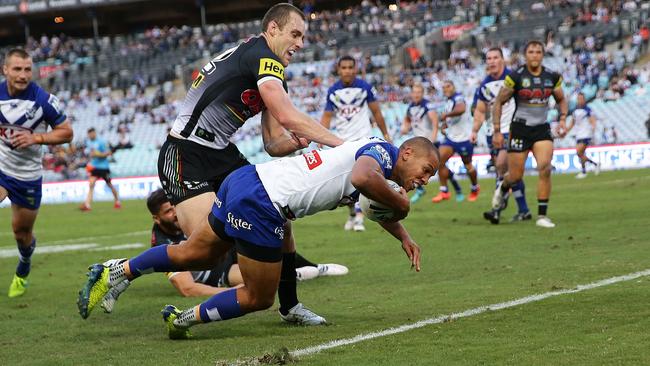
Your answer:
[211,165,286,250]
[576,138,592,146]
[0,169,42,210]
[441,138,474,158]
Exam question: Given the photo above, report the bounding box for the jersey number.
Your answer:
[191,45,239,89]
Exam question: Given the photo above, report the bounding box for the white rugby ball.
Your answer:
[358,180,402,222]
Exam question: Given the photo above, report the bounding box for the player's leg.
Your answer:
[352,201,365,232]
[0,185,7,202]
[103,173,121,208]
[81,175,97,210]
[344,203,356,230]
[500,136,531,222]
[175,192,216,236]
[531,140,555,228]
[460,143,480,202]
[432,146,453,203]
[484,151,527,224]
[495,147,508,187]
[8,204,38,297]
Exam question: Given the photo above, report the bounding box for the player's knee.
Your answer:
[246,293,275,311]
[12,228,32,245]
[538,162,552,177]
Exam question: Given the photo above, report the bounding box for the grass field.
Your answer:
[0,169,649,365]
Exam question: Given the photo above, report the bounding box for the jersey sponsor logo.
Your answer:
[517,88,553,104]
[544,79,554,87]
[0,125,30,148]
[241,89,265,114]
[183,180,209,190]
[303,150,323,170]
[214,196,222,208]
[227,212,253,231]
[258,58,284,80]
[509,137,524,151]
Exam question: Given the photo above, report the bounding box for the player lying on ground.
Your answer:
[77,136,439,339]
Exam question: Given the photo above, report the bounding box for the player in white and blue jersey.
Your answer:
[567,93,600,179]
[471,48,531,223]
[80,128,121,211]
[1,49,73,297]
[320,55,391,231]
[401,83,462,203]
[77,137,439,339]
[432,80,480,203]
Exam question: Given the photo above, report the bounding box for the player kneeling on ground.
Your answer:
[77,136,438,339]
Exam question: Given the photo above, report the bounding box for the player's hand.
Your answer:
[383,133,393,144]
[290,132,310,150]
[11,131,38,149]
[393,187,410,221]
[557,121,568,138]
[469,131,478,144]
[401,238,421,272]
[492,132,504,149]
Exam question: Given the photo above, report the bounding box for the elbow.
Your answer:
[350,171,369,190]
[264,145,284,157]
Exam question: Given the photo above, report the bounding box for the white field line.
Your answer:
[0,230,148,250]
[0,242,145,258]
[291,268,650,358]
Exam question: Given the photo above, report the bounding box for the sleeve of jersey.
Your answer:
[366,84,378,103]
[248,49,285,87]
[476,85,488,102]
[40,90,67,127]
[355,142,396,177]
[554,74,563,89]
[324,90,335,112]
[504,74,517,90]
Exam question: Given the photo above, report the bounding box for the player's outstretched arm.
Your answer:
[378,221,421,272]
[259,81,343,147]
[11,119,73,149]
[351,156,409,220]
[261,110,309,157]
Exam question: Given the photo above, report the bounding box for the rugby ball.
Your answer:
[359,180,402,222]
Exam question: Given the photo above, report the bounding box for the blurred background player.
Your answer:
[100,189,348,312]
[488,40,568,228]
[471,47,531,223]
[567,92,600,179]
[80,127,121,211]
[432,80,480,203]
[320,55,392,231]
[1,48,73,297]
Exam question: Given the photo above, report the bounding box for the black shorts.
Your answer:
[507,123,553,153]
[90,168,112,182]
[157,136,250,205]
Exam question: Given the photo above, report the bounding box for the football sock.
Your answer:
[15,238,36,278]
[471,184,479,192]
[496,176,504,189]
[538,199,549,216]
[581,161,587,174]
[449,171,462,193]
[124,245,175,281]
[416,186,425,194]
[196,288,242,324]
[439,186,449,193]
[295,253,317,268]
[278,252,298,315]
[512,180,529,213]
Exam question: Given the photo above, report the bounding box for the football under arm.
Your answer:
[351,156,409,216]
[168,271,230,297]
[258,80,343,147]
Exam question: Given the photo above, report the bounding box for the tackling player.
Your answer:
[567,92,600,179]
[1,48,73,297]
[320,55,391,231]
[488,40,568,228]
[77,136,438,339]
[471,47,531,223]
[432,80,480,203]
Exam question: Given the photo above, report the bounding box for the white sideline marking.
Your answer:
[291,269,650,357]
[0,230,148,251]
[0,242,145,258]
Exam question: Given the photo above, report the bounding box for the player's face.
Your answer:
[397,148,439,192]
[525,44,544,69]
[154,202,180,232]
[272,12,305,66]
[410,86,424,103]
[87,130,96,140]
[442,82,454,97]
[337,60,356,84]
[3,55,33,94]
[486,50,504,76]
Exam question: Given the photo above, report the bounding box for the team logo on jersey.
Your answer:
[241,89,265,114]
[274,227,285,240]
[522,78,531,88]
[303,150,322,170]
[258,58,284,80]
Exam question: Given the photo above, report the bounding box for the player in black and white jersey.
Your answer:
[80,3,344,325]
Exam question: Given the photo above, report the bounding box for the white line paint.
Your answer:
[0,242,145,258]
[0,230,149,251]
[291,268,650,358]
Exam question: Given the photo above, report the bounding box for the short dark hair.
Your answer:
[87,127,95,133]
[401,136,440,161]
[262,3,306,32]
[524,40,545,53]
[147,188,169,215]
[486,47,503,58]
[4,48,30,64]
[337,55,356,67]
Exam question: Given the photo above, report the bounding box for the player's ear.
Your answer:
[152,215,161,225]
[401,146,412,160]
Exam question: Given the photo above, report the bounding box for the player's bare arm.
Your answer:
[11,119,73,149]
[428,110,439,143]
[378,221,421,272]
[261,110,309,157]
[400,114,411,136]
[443,101,466,119]
[320,110,333,130]
[492,86,514,148]
[470,100,487,144]
[259,80,343,147]
[169,272,231,297]
[368,101,392,143]
[553,86,568,137]
[350,156,409,220]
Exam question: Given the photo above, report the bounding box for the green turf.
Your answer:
[0,169,648,365]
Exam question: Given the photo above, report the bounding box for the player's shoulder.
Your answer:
[327,80,343,94]
[353,77,372,88]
